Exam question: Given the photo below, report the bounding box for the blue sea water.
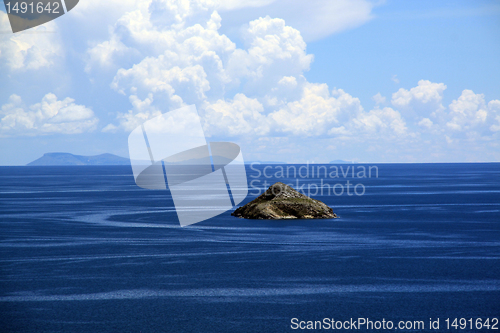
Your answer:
[0,163,499,332]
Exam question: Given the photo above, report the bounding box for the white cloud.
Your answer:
[76,0,375,44]
[372,93,386,105]
[391,80,447,117]
[203,93,269,136]
[101,123,118,133]
[96,5,314,130]
[71,0,147,17]
[418,117,433,129]
[0,12,63,71]
[99,8,236,108]
[352,107,408,138]
[93,1,413,145]
[265,75,302,106]
[71,0,500,162]
[277,76,297,88]
[1,0,498,163]
[217,0,277,11]
[0,94,98,136]
[217,0,375,42]
[85,35,132,73]
[113,94,162,132]
[489,100,500,132]
[384,82,499,150]
[227,16,313,82]
[491,116,500,132]
[269,83,363,136]
[446,89,498,133]
[111,57,211,107]
[206,82,409,141]
[68,0,152,39]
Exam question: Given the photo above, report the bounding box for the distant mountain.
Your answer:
[329,160,355,164]
[27,153,288,166]
[27,153,241,166]
[27,153,131,166]
[245,161,287,164]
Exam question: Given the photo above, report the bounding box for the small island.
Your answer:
[232,182,338,220]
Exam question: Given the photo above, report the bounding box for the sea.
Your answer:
[0,163,499,332]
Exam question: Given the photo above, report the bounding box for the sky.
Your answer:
[1,0,499,165]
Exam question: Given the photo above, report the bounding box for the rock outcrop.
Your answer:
[232,182,338,219]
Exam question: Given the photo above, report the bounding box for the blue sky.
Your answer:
[1,0,499,165]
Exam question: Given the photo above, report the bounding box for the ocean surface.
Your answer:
[0,163,499,332]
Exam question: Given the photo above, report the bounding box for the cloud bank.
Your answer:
[0,0,498,162]
[0,94,98,136]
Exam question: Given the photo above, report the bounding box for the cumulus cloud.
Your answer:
[68,0,152,39]
[91,3,420,144]
[372,93,386,105]
[1,0,498,163]
[391,79,447,118]
[103,13,312,106]
[385,82,499,146]
[217,0,277,11]
[491,116,500,132]
[89,2,316,132]
[447,90,487,131]
[384,82,500,152]
[489,100,500,132]
[418,117,433,129]
[99,7,235,107]
[445,90,500,138]
[74,0,498,161]
[111,57,212,107]
[0,12,63,71]
[227,16,313,91]
[217,0,375,42]
[352,107,408,138]
[203,93,269,136]
[112,94,161,132]
[85,35,133,73]
[277,76,297,89]
[78,0,375,44]
[0,94,98,136]
[269,84,362,136]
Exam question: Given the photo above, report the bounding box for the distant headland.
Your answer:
[329,160,355,164]
[27,153,131,166]
[26,153,355,166]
